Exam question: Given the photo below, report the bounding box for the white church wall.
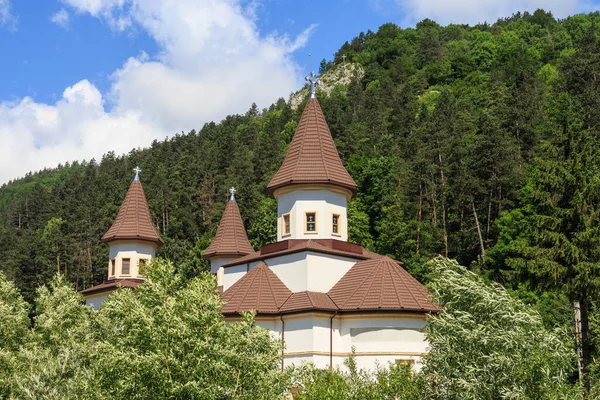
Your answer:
[210,256,240,287]
[277,189,348,241]
[108,240,156,278]
[267,252,308,292]
[85,292,110,310]
[230,312,430,372]
[223,264,247,291]
[306,252,356,292]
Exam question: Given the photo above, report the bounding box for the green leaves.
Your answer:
[422,257,578,399]
[0,260,287,399]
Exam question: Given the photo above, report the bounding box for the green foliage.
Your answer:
[292,353,420,400]
[1,260,288,399]
[421,257,579,399]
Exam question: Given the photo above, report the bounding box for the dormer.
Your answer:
[203,188,254,286]
[267,72,357,242]
[100,167,163,280]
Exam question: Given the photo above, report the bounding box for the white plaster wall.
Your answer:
[337,316,428,356]
[85,293,110,310]
[258,313,429,372]
[210,256,240,286]
[267,252,308,292]
[107,240,155,279]
[223,264,248,291]
[306,252,356,292]
[277,190,348,241]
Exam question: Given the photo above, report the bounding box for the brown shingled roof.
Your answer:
[328,257,440,312]
[101,180,163,244]
[267,98,357,193]
[80,278,144,296]
[203,198,254,258]
[222,262,292,314]
[279,291,338,313]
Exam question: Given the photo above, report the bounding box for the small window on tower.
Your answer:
[122,258,131,275]
[282,213,291,236]
[332,214,340,235]
[110,259,116,277]
[138,258,148,271]
[305,212,317,233]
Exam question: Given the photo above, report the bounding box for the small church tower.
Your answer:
[267,72,357,242]
[203,187,254,288]
[81,167,162,308]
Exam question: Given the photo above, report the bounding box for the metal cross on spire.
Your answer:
[229,186,236,201]
[133,166,142,181]
[305,71,320,99]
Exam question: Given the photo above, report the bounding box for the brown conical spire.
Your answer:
[203,190,254,258]
[267,98,357,194]
[101,176,163,245]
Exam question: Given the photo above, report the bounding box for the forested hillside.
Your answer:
[1,8,600,337]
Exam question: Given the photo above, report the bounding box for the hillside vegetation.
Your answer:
[2,9,600,384]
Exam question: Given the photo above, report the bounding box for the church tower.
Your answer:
[203,187,254,287]
[267,72,357,242]
[100,166,163,279]
[81,167,162,308]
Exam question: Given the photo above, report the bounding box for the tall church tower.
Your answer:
[81,167,162,308]
[203,187,254,288]
[267,72,357,242]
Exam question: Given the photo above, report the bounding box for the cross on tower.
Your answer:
[133,166,142,181]
[229,186,236,200]
[305,71,320,99]
[342,55,347,64]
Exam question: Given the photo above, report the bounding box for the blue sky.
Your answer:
[0,0,597,183]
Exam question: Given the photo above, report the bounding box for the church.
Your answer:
[81,73,439,371]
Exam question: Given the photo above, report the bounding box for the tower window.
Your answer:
[110,259,116,277]
[138,258,148,271]
[305,212,317,233]
[332,214,340,235]
[282,213,291,236]
[122,258,131,275]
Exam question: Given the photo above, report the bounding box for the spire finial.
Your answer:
[305,71,319,99]
[133,166,142,181]
[229,186,236,201]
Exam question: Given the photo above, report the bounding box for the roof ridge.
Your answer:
[235,264,261,310]
[357,260,382,309]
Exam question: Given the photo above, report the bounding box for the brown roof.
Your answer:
[328,257,440,312]
[267,98,357,193]
[279,291,338,313]
[203,198,254,257]
[221,262,291,314]
[222,239,373,268]
[80,278,144,296]
[101,180,163,244]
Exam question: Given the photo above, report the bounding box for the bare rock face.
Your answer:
[289,63,365,109]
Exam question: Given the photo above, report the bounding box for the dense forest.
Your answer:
[2,8,600,385]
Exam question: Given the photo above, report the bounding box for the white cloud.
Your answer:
[0,80,161,183]
[391,0,590,26]
[0,0,17,29]
[0,0,313,183]
[51,8,70,29]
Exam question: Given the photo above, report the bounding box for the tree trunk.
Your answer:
[416,181,423,255]
[472,199,485,257]
[575,294,592,394]
[439,153,448,257]
[487,190,493,237]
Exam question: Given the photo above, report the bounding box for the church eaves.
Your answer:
[101,179,163,245]
[203,196,254,258]
[267,98,357,194]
